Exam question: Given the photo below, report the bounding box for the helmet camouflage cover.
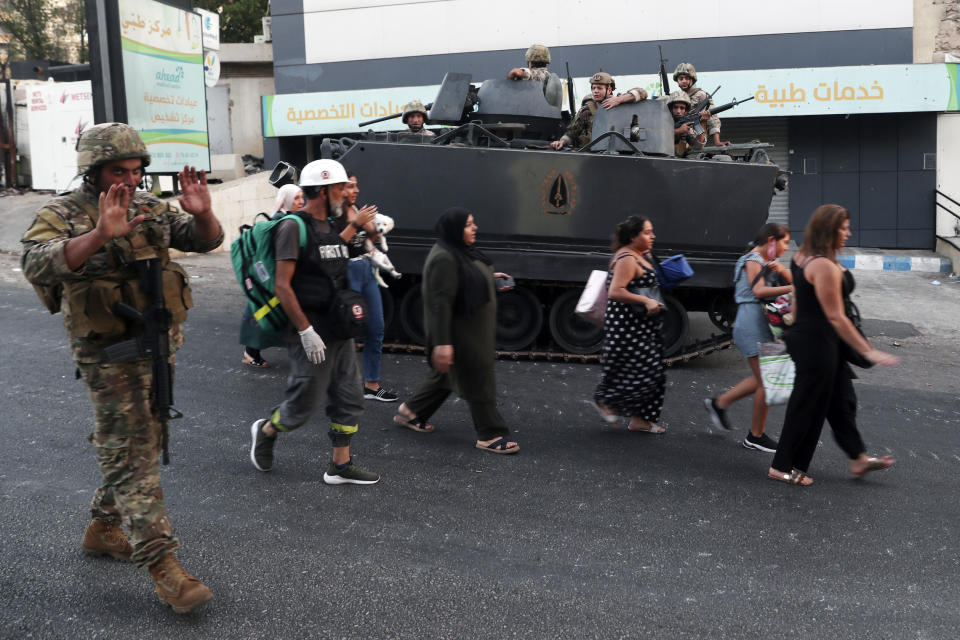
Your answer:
[589,71,615,89]
[672,62,697,82]
[76,122,151,174]
[666,91,693,109]
[401,99,429,124]
[525,44,551,65]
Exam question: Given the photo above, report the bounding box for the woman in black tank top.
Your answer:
[769,205,899,486]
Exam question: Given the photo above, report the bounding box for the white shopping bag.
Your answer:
[575,270,609,326]
[759,341,795,405]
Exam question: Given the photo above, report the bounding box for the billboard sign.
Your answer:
[262,63,959,137]
[195,7,220,51]
[262,85,440,137]
[118,0,210,172]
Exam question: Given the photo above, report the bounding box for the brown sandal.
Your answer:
[768,469,814,486]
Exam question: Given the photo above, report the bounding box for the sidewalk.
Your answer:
[836,247,953,273]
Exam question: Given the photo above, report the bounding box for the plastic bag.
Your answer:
[759,341,795,405]
[655,254,694,289]
[575,270,609,326]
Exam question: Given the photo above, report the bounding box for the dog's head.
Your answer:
[373,213,394,235]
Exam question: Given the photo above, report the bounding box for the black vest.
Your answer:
[289,212,349,311]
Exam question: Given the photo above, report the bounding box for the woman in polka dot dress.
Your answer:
[591,216,667,433]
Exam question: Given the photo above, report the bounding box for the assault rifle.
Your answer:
[104,258,181,465]
[673,89,755,137]
[657,45,670,96]
[565,61,576,116]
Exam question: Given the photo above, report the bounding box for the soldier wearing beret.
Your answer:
[20,123,222,614]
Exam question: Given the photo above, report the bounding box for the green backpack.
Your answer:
[230,212,308,334]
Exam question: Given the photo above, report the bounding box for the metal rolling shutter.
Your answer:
[720,117,790,226]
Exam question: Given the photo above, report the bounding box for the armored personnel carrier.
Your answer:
[320,72,786,357]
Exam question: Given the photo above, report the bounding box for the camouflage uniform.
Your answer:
[401,99,435,138]
[514,44,563,108]
[664,92,705,157]
[516,67,552,83]
[560,96,600,149]
[559,89,648,149]
[683,86,722,137]
[672,62,721,138]
[21,167,222,569]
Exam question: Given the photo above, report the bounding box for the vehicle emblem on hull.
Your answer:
[541,169,577,216]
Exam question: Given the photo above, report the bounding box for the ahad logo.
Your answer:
[320,170,330,180]
[351,303,365,320]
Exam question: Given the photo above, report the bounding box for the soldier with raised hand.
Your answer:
[507,43,563,108]
[401,99,435,137]
[20,123,223,614]
[550,72,648,150]
[673,62,729,147]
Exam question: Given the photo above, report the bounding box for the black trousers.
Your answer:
[406,367,509,441]
[771,331,866,474]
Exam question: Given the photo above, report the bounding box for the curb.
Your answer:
[837,254,953,273]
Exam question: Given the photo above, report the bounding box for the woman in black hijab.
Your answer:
[394,207,520,454]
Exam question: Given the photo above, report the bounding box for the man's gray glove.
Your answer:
[298,325,326,364]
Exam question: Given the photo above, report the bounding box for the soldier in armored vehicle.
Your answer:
[673,62,729,147]
[507,44,563,108]
[666,91,706,157]
[400,99,435,137]
[550,72,648,150]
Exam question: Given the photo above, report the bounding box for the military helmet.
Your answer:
[299,159,349,187]
[76,123,151,174]
[401,99,429,124]
[589,71,615,90]
[525,44,551,65]
[666,91,692,109]
[672,62,697,82]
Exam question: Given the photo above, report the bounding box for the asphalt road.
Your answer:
[1,250,959,639]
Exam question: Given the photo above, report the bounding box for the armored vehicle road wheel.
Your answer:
[660,294,690,357]
[495,287,542,351]
[399,286,425,345]
[707,293,736,334]
[548,289,604,354]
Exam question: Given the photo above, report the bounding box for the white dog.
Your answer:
[365,213,401,287]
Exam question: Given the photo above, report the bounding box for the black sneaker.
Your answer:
[249,419,276,472]
[743,432,779,453]
[323,459,380,485]
[364,387,399,402]
[703,397,734,431]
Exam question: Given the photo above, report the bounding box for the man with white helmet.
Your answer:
[249,159,380,485]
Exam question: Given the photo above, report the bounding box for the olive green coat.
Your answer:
[421,243,497,402]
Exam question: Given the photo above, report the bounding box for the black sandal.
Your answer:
[242,351,270,368]
[393,414,434,433]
